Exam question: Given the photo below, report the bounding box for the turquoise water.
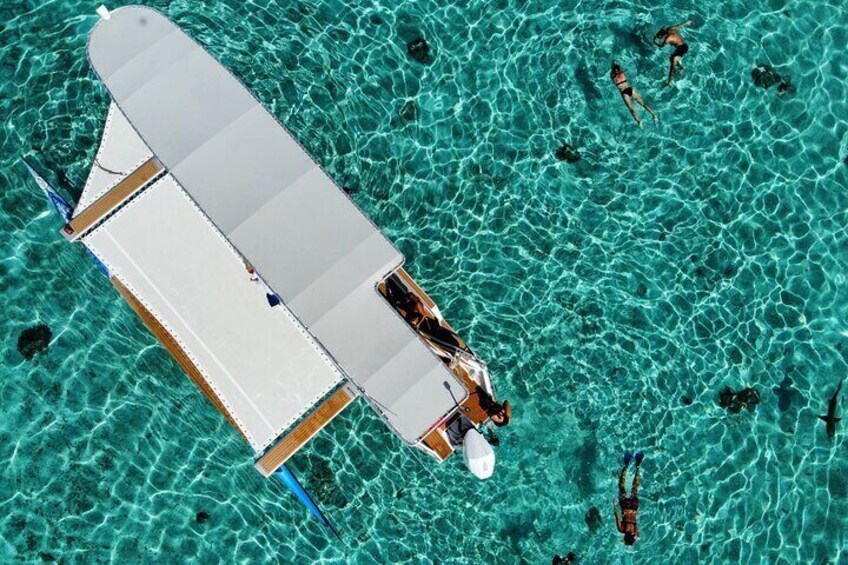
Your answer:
[2,0,848,562]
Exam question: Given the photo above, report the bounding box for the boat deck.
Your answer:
[255,387,355,476]
[112,276,245,437]
[421,364,492,461]
[379,269,496,462]
[83,175,344,451]
[64,156,162,240]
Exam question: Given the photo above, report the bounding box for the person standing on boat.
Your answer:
[614,452,643,545]
[244,260,281,307]
[610,62,658,128]
[654,20,693,87]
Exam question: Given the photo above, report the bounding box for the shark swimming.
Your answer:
[818,380,843,439]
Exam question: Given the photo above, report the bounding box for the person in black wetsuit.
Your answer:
[614,452,643,545]
[654,20,693,87]
[417,315,468,354]
[391,287,469,356]
[489,399,512,427]
[610,62,658,128]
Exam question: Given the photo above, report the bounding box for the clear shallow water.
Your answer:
[2,0,848,562]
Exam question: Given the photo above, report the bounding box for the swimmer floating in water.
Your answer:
[610,62,658,128]
[654,20,693,87]
[614,452,643,545]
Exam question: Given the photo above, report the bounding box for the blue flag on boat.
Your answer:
[22,157,73,223]
[273,464,339,538]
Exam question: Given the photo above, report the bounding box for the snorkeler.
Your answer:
[610,62,658,128]
[654,20,693,87]
[614,452,643,545]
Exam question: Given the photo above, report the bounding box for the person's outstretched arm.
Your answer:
[614,502,624,533]
[669,19,693,31]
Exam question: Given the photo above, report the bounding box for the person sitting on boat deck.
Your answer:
[445,413,476,446]
[610,62,658,128]
[614,452,644,545]
[489,399,512,427]
[654,20,693,87]
[384,277,418,318]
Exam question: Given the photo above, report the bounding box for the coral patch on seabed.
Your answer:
[584,506,602,532]
[717,386,761,413]
[17,324,52,360]
[555,143,581,164]
[406,37,432,64]
[195,511,210,524]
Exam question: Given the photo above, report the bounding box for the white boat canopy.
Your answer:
[86,6,465,445]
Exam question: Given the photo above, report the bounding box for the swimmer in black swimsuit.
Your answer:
[655,20,693,87]
[614,452,643,545]
[610,62,658,128]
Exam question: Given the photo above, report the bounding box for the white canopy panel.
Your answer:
[87,6,464,444]
[84,175,343,452]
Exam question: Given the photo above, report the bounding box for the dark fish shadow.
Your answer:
[609,23,655,59]
[574,61,604,105]
[571,433,599,497]
[772,375,801,413]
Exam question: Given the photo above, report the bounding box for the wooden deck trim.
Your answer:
[63,157,163,241]
[454,365,490,425]
[422,428,454,461]
[255,387,354,476]
[111,276,246,438]
[419,365,492,463]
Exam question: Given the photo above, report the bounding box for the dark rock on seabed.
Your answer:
[555,143,581,163]
[777,80,795,95]
[17,324,52,360]
[398,99,418,122]
[585,506,602,532]
[751,64,782,89]
[752,63,794,94]
[406,37,431,64]
[195,511,210,523]
[718,387,735,409]
[717,386,760,413]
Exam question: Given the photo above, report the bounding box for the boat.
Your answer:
[29,4,509,532]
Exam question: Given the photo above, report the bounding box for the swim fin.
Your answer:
[624,452,633,465]
[635,452,645,465]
